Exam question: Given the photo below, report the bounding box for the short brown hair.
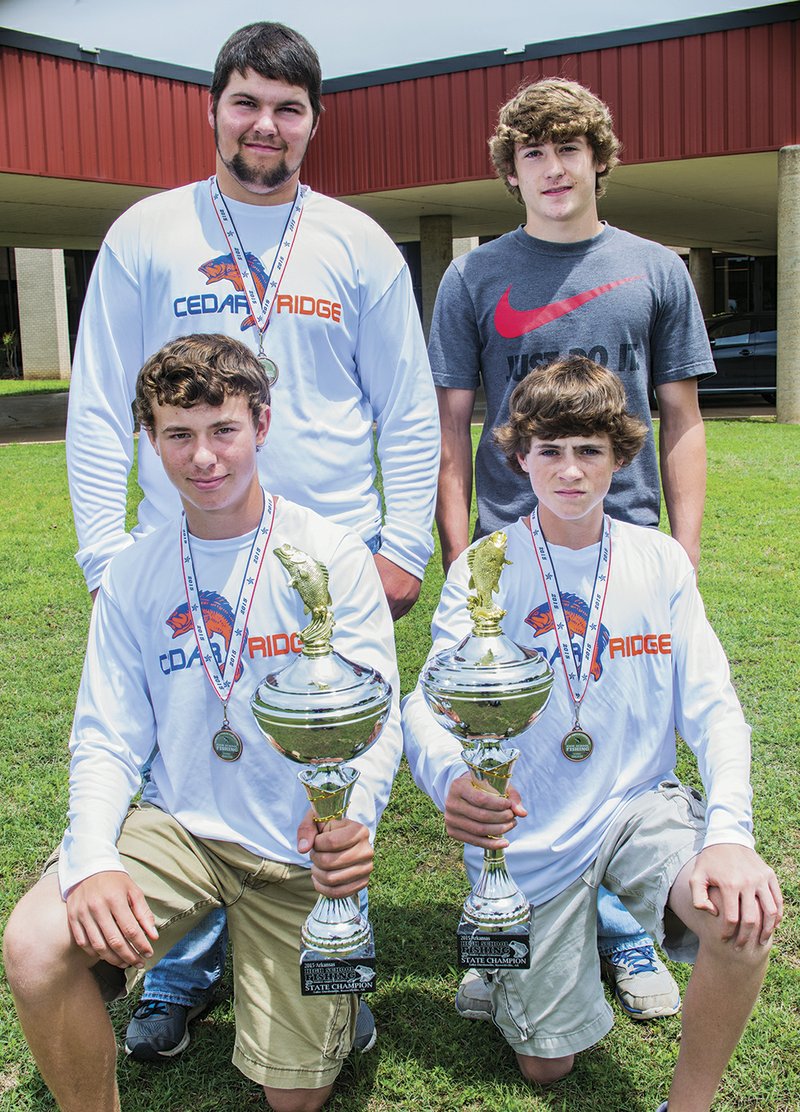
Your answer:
[493,355,646,474]
[489,78,620,202]
[210,22,322,124]
[134,334,270,430]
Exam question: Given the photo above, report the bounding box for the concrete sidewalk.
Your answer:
[0,388,775,446]
[0,391,69,443]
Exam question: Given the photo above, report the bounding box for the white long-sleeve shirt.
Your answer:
[67,182,439,592]
[59,495,402,898]
[403,517,754,906]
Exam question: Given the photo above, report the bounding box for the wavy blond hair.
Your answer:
[490,78,620,202]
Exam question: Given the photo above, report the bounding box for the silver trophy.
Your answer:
[420,531,553,968]
[251,544,392,995]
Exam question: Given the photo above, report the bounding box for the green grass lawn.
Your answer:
[0,379,69,396]
[1,421,798,1111]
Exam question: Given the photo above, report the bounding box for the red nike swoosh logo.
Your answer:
[494,276,644,339]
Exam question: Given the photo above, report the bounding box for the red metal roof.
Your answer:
[0,47,212,186]
[305,19,800,192]
[1,13,798,194]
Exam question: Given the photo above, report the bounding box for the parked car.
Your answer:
[701,311,776,404]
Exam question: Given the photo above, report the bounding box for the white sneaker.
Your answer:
[454,970,493,1021]
[601,944,681,1021]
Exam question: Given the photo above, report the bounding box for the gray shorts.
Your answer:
[485,780,707,1059]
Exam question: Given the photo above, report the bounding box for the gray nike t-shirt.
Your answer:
[429,223,714,537]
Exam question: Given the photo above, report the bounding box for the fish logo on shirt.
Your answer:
[524,592,609,681]
[166,591,244,681]
[198,253,270,331]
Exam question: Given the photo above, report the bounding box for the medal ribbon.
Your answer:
[528,508,612,722]
[179,490,276,709]
[209,176,307,349]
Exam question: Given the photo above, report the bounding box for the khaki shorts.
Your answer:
[485,780,707,1059]
[47,804,357,1089]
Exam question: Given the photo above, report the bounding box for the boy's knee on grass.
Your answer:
[4,880,81,996]
[516,1051,575,1086]
[263,1082,334,1112]
[694,912,775,967]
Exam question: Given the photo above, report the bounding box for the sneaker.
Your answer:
[655,1103,668,1111]
[124,999,207,1061]
[353,1000,377,1053]
[601,944,681,1021]
[454,970,493,1021]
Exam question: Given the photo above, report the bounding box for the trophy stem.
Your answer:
[462,844,530,931]
[299,763,358,822]
[301,894,371,954]
[461,742,530,931]
[462,741,518,797]
[298,763,371,955]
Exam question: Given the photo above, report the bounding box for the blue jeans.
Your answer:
[596,884,651,957]
[142,908,227,1007]
[143,892,373,1007]
[142,535,381,1007]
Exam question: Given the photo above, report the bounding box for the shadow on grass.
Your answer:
[354,898,640,1111]
[96,899,642,1112]
[371,895,463,977]
[335,980,640,1112]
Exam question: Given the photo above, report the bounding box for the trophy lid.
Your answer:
[422,629,553,698]
[251,649,392,765]
[421,631,553,742]
[419,530,553,742]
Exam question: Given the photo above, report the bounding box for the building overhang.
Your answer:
[0,4,797,253]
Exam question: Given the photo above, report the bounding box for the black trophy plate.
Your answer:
[457,917,532,969]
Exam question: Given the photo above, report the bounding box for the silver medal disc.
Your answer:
[212,726,243,762]
[258,354,279,387]
[561,728,594,762]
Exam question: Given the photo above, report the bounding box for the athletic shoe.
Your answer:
[601,944,681,1020]
[454,970,493,1021]
[124,999,207,1061]
[353,1000,377,1053]
[655,1102,668,1111]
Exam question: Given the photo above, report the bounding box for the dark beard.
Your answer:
[214,117,305,193]
[226,149,291,190]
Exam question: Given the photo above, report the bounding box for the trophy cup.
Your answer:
[420,531,553,970]
[251,544,392,996]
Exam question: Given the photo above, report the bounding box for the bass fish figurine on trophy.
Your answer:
[420,531,553,970]
[251,544,392,996]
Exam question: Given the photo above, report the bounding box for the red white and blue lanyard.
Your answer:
[528,508,612,725]
[179,491,276,713]
[208,176,307,354]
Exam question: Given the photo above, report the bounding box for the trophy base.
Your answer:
[300,929,376,996]
[456,915,532,969]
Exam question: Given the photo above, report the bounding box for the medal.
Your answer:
[257,352,279,387]
[529,509,612,761]
[212,703,243,762]
[561,728,594,762]
[180,490,276,759]
[210,176,307,389]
